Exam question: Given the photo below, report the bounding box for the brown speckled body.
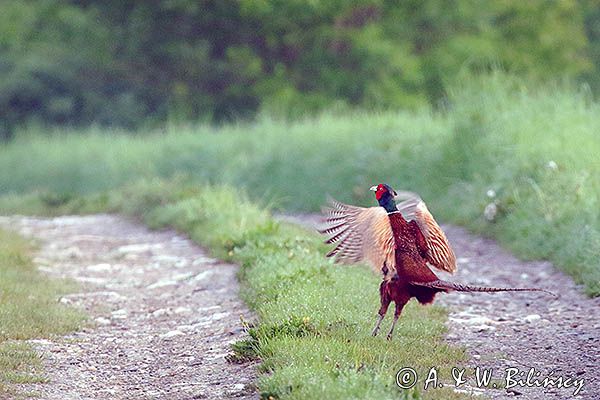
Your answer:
[372,212,444,339]
[387,213,442,295]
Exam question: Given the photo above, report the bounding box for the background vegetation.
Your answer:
[4,0,600,139]
[1,74,598,297]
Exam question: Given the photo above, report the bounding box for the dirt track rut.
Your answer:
[0,215,257,400]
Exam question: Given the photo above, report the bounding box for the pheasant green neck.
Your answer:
[380,196,397,213]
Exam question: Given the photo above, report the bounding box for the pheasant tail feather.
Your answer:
[410,280,557,297]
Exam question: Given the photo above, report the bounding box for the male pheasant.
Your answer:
[319,183,554,340]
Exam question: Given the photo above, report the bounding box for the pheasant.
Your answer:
[319,183,554,340]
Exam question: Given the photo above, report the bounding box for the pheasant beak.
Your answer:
[369,186,377,192]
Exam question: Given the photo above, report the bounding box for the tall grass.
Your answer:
[437,75,600,296]
[1,110,449,210]
[0,73,598,295]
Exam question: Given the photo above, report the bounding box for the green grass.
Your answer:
[109,181,469,399]
[0,72,598,296]
[0,228,84,396]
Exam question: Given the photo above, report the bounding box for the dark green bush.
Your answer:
[1,0,597,135]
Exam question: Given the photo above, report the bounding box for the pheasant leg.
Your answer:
[372,281,391,336]
[386,300,407,340]
[371,314,385,336]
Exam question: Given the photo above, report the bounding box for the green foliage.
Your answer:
[0,0,598,136]
[108,183,468,399]
[1,74,599,295]
[0,1,121,139]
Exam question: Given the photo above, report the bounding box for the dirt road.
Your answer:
[0,215,257,400]
[3,213,599,399]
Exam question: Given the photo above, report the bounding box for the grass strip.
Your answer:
[0,228,84,397]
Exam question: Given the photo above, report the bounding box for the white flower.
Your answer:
[484,202,497,221]
[486,189,496,198]
[546,160,558,170]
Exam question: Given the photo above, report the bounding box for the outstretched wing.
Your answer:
[395,191,457,274]
[319,198,396,278]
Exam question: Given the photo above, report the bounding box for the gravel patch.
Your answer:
[1,215,257,400]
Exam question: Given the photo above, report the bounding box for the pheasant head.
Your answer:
[370,183,398,213]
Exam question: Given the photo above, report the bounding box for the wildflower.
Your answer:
[484,202,497,222]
